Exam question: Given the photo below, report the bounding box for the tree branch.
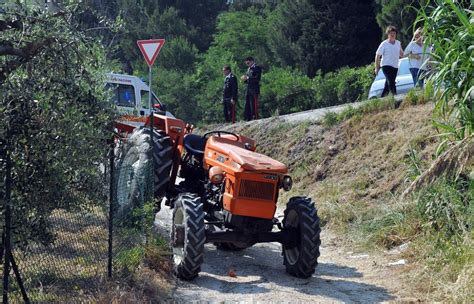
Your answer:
[0,38,55,58]
[0,44,27,57]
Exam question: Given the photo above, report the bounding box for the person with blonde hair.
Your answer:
[404,27,430,88]
[375,25,404,96]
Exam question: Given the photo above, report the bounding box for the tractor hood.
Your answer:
[229,149,288,173]
[206,136,288,174]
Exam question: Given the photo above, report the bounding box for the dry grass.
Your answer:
[4,207,173,303]
[219,103,438,225]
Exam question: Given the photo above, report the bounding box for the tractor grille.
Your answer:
[238,180,275,201]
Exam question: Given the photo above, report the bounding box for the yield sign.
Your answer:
[137,39,165,66]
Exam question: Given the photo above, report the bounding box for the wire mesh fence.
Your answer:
[112,130,155,275]
[0,129,156,302]
[7,207,109,303]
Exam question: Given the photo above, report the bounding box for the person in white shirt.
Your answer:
[404,27,430,88]
[375,25,404,96]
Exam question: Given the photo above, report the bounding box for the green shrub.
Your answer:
[417,177,472,237]
[313,65,374,108]
[260,67,316,117]
[334,65,373,105]
[322,111,339,127]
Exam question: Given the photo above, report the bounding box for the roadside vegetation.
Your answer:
[218,1,473,300]
[221,89,471,301]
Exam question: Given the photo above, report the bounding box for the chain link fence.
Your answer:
[0,128,156,302]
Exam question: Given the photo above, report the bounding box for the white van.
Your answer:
[106,73,174,117]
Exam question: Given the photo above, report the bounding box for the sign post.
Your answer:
[137,39,165,196]
[137,39,165,113]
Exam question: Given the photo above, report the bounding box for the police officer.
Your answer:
[241,56,262,121]
[222,65,238,123]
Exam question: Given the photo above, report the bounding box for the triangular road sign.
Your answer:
[137,39,165,66]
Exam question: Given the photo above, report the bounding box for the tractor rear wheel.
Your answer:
[147,129,173,199]
[114,128,173,217]
[282,196,321,278]
[114,128,153,222]
[171,193,205,280]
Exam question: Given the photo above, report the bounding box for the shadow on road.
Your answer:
[178,243,394,302]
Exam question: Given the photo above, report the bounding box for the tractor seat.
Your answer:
[183,134,207,158]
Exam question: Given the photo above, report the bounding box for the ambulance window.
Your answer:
[140,90,160,109]
[115,84,135,107]
[106,83,136,107]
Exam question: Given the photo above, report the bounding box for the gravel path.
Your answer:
[155,204,409,303]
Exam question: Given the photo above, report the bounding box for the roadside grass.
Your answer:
[322,89,429,127]
[362,177,473,302]
[4,204,173,302]
[98,202,173,302]
[99,232,173,303]
[5,207,108,302]
[322,96,396,127]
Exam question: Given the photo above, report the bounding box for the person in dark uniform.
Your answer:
[222,65,238,123]
[241,57,262,121]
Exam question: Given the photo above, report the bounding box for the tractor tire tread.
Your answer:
[173,193,205,280]
[282,196,321,278]
[143,129,173,199]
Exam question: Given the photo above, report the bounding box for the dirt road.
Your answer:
[155,204,411,303]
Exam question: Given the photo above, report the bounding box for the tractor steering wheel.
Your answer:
[203,130,239,141]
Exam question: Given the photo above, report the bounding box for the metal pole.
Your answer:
[108,140,114,278]
[3,150,12,304]
[149,66,154,191]
[149,66,154,143]
[10,255,29,303]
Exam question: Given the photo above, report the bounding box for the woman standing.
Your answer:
[375,26,404,96]
[404,28,430,88]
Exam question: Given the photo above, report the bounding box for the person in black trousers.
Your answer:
[375,26,404,96]
[222,65,238,123]
[241,57,262,121]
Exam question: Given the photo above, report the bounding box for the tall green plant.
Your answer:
[419,1,473,146]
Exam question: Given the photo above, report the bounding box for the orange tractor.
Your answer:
[114,110,321,280]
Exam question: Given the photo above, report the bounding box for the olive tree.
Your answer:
[0,3,113,247]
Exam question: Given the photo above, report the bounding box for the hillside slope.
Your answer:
[218,102,436,215]
[206,101,471,299]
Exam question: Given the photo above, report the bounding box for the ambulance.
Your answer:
[106,73,174,117]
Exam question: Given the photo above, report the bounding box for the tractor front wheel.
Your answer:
[171,193,205,280]
[282,196,321,278]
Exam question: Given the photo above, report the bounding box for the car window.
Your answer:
[106,83,136,107]
[140,90,161,109]
[398,59,410,76]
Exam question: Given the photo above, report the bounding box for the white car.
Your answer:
[368,58,414,99]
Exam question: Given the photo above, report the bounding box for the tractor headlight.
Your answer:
[282,176,293,191]
[209,167,225,184]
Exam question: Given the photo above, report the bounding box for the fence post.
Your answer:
[2,150,12,304]
[108,139,114,278]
